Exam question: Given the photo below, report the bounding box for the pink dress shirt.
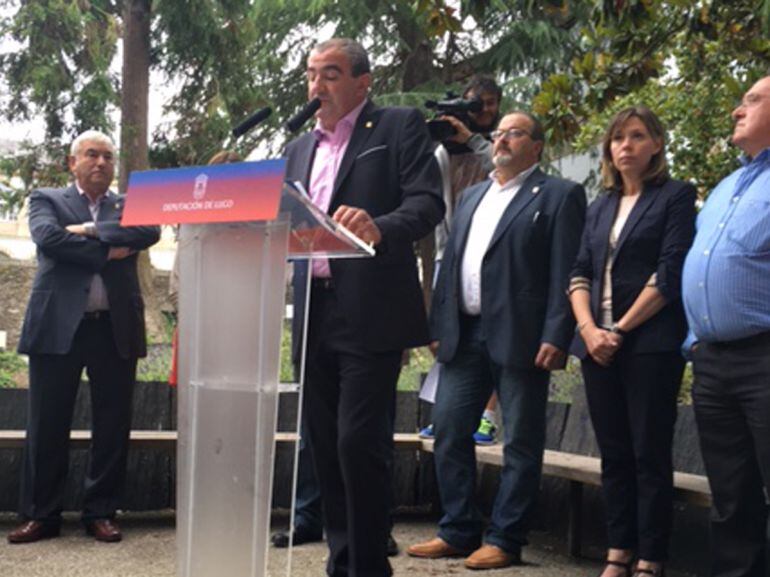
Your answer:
[309,99,367,277]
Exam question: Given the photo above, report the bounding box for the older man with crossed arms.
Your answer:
[8,130,160,544]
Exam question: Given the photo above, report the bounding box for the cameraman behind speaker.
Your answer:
[422,76,502,447]
[433,76,501,268]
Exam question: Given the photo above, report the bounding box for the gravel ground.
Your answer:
[0,511,687,577]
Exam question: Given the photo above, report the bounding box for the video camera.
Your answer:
[425,92,483,141]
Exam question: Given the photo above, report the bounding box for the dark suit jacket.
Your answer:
[285,100,444,357]
[570,178,697,356]
[431,168,586,369]
[18,186,161,359]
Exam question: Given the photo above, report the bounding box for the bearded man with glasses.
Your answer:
[408,111,586,569]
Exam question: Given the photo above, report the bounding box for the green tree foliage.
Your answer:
[237,0,584,155]
[533,0,770,192]
[0,0,119,139]
[3,0,767,192]
[0,0,119,187]
[1,1,583,167]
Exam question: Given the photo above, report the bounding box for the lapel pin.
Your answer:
[532,186,540,194]
[365,121,373,128]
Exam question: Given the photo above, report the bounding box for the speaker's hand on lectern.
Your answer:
[332,205,382,246]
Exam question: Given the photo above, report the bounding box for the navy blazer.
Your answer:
[431,168,586,369]
[285,101,444,357]
[570,178,697,356]
[18,186,161,359]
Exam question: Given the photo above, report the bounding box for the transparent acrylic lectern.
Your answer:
[176,181,373,577]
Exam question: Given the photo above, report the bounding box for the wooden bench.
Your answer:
[419,438,711,557]
[0,429,709,557]
[0,430,423,451]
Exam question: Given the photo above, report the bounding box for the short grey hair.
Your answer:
[312,38,371,77]
[70,130,115,157]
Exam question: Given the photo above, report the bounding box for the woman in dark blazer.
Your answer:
[568,106,696,577]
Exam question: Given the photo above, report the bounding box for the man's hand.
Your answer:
[108,247,134,260]
[429,340,440,358]
[438,115,472,144]
[534,342,567,371]
[66,222,98,237]
[332,205,382,246]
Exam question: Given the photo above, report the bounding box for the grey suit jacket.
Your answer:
[18,186,161,359]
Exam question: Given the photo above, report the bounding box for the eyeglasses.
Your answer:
[491,128,531,141]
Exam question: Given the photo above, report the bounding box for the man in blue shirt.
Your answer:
[682,74,770,577]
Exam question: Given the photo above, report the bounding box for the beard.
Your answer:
[493,152,514,168]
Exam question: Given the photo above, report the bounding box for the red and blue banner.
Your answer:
[121,159,286,225]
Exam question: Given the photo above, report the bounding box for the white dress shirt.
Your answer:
[460,164,538,315]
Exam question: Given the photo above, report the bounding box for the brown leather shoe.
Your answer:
[85,519,122,542]
[7,520,60,544]
[465,544,522,570]
[407,537,473,559]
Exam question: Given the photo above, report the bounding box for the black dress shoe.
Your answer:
[7,520,61,544]
[271,526,323,548]
[387,533,399,557]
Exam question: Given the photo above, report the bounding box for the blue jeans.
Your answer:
[432,316,548,554]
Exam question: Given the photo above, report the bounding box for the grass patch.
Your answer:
[0,350,27,388]
[398,347,434,392]
[549,356,583,403]
[136,344,172,383]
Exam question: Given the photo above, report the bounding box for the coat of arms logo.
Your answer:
[193,174,209,201]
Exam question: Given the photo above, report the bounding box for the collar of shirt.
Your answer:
[738,147,770,167]
[312,98,368,146]
[75,182,108,220]
[487,163,538,194]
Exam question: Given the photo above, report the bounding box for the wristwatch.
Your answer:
[609,323,627,337]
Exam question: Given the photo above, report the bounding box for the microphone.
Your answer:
[232,106,272,138]
[285,98,321,133]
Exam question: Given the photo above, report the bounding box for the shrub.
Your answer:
[0,350,27,388]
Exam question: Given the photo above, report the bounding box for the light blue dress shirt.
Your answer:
[682,148,770,350]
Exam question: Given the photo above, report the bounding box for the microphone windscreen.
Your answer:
[285,98,321,133]
[232,106,273,138]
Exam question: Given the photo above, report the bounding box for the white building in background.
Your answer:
[0,197,177,268]
[553,147,602,202]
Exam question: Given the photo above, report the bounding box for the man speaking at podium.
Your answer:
[284,38,443,577]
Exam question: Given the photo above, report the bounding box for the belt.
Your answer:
[709,330,770,350]
[83,310,110,320]
[311,278,335,291]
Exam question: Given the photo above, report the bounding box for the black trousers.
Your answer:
[20,315,137,524]
[304,285,402,577]
[582,349,684,561]
[692,333,770,577]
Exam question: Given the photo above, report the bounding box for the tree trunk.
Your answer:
[120,0,164,342]
[398,16,438,311]
[119,0,150,194]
